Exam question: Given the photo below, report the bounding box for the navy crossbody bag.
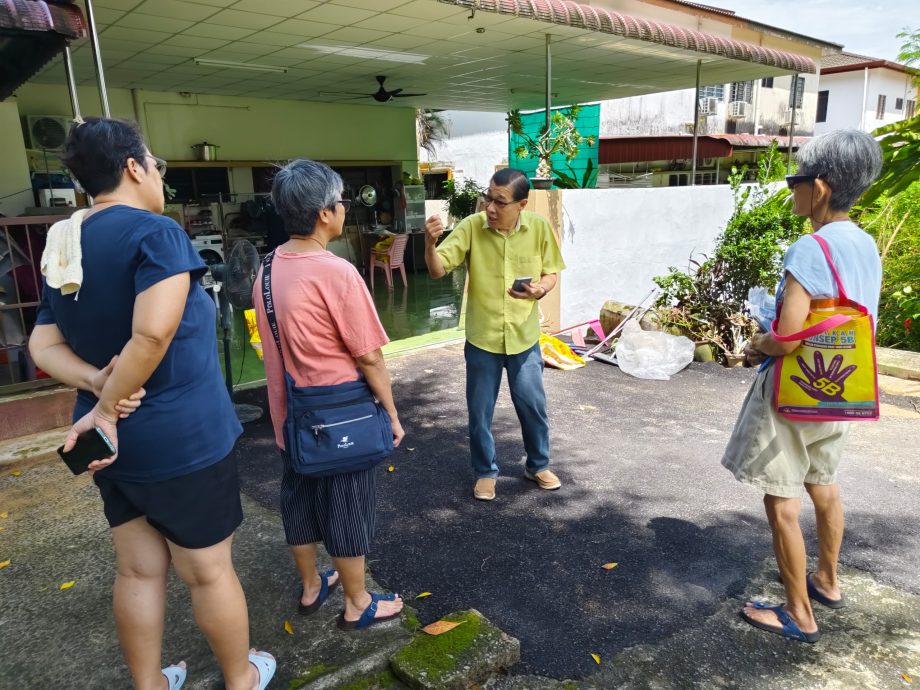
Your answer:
[261,252,394,477]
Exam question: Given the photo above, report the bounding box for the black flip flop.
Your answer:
[298,569,338,615]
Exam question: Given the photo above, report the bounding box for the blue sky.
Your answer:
[709,0,915,61]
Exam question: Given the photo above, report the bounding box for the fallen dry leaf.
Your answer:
[423,620,464,636]
[0,511,8,518]
[416,592,432,599]
[0,560,9,569]
[601,562,618,570]
[11,471,22,477]
[283,620,294,635]
[902,674,913,685]
[591,653,601,665]
[59,581,75,590]
[387,465,395,472]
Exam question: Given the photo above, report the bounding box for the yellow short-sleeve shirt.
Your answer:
[437,210,565,355]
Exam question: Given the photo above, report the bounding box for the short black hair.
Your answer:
[60,118,149,196]
[490,168,531,202]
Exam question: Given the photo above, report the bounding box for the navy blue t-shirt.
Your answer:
[36,206,241,482]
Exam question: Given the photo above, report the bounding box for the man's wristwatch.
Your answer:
[536,286,547,300]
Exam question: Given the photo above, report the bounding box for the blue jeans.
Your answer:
[464,341,551,479]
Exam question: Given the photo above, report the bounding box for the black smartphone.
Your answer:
[511,276,532,292]
[57,427,116,475]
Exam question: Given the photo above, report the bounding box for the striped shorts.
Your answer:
[278,449,377,558]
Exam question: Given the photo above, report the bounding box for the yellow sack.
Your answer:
[244,309,263,361]
[772,235,878,421]
[539,333,586,370]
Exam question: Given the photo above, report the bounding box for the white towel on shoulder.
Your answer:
[41,208,89,296]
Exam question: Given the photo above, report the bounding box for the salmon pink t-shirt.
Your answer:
[252,249,389,449]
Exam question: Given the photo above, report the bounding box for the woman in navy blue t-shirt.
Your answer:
[29,119,274,690]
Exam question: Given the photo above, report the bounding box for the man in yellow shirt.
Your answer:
[424,168,566,501]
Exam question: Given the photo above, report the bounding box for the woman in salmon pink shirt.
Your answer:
[253,159,405,630]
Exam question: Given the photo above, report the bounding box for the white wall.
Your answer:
[559,185,736,325]
[814,67,917,135]
[421,110,507,187]
[0,101,35,217]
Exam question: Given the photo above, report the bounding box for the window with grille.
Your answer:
[788,76,805,108]
[697,84,725,100]
[906,100,917,118]
[895,97,904,110]
[761,77,774,88]
[816,90,829,123]
[876,94,887,119]
[730,81,754,103]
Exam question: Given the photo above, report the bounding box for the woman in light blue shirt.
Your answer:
[721,129,883,644]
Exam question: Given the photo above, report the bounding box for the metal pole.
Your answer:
[62,46,82,120]
[84,0,111,117]
[787,73,799,173]
[545,34,551,134]
[691,59,701,186]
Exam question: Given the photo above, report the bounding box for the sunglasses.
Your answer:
[785,174,821,190]
[336,198,352,213]
[145,154,167,177]
[482,193,519,209]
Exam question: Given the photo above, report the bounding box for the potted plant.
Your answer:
[507,105,596,189]
[443,178,485,226]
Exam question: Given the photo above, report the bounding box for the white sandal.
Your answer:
[161,664,186,690]
[249,651,276,690]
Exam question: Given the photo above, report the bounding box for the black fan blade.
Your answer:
[393,92,427,98]
[389,88,404,96]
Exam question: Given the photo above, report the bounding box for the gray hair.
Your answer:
[271,159,344,235]
[795,129,882,211]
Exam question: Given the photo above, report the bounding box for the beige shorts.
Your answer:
[721,363,850,498]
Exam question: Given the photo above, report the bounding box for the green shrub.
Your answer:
[858,181,920,351]
[654,142,808,360]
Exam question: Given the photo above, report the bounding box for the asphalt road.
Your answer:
[233,344,920,680]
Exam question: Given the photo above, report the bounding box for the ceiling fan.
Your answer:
[321,75,426,103]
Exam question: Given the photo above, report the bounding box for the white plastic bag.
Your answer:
[745,287,776,332]
[615,321,695,380]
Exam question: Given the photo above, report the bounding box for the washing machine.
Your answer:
[191,234,224,287]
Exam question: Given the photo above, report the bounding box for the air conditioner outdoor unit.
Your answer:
[698,97,719,116]
[25,115,72,151]
[728,101,750,119]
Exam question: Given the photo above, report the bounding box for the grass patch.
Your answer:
[286,663,337,688]
[391,610,483,682]
[339,669,402,689]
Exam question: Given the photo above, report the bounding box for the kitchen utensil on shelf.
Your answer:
[191,142,219,161]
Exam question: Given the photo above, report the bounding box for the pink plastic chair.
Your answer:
[370,234,409,289]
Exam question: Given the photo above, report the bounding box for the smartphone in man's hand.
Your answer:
[511,276,532,293]
[57,427,116,475]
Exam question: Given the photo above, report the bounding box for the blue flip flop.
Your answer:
[337,592,401,631]
[807,572,846,609]
[740,601,821,643]
[298,568,339,615]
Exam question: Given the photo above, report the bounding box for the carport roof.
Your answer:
[22,0,829,112]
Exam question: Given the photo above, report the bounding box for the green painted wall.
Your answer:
[8,83,418,167]
[509,104,600,187]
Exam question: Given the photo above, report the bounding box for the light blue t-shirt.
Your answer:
[782,221,882,321]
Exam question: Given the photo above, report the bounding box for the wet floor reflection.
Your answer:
[368,268,466,342]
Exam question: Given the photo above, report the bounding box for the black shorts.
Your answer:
[93,454,243,549]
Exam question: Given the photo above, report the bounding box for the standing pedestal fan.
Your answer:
[210,239,263,423]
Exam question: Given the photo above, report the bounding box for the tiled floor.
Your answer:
[219,268,466,386]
